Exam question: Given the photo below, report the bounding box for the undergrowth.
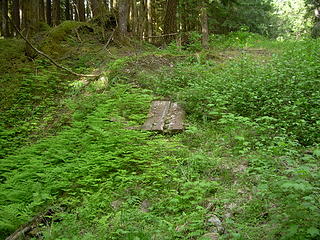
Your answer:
[1,31,319,240]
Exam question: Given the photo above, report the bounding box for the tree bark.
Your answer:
[77,0,85,21]
[118,0,129,35]
[65,0,71,20]
[0,0,2,36]
[52,0,60,26]
[131,0,137,34]
[22,0,39,34]
[13,0,20,31]
[70,0,73,20]
[84,0,93,19]
[46,0,52,26]
[2,0,10,37]
[90,0,99,17]
[163,0,178,43]
[200,1,208,48]
[147,0,153,41]
[39,0,45,22]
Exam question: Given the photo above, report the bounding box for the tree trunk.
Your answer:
[147,0,153,41]
[90,0,99,17]
[22,0,39,34]
[65,0,71,20]
[86,0,91,19]
[118,0,129,35]
[0,0,2,36]
[52,0,60,25]
[163,0,178,43]
[131,0,137,35]
[70,0,73,20]
[110,0,113,11]
[2,0,10,37]
[200,1,208,48]
[137,0,146,39]
[39,0,45,22]
[13,0,20,30]
[47,0,52,26]
[77,0,85,21]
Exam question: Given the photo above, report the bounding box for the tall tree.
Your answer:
[118,0,129,35]
[2,0,10,37]
[47,0,52,25]
[13,0,20,31]
[39,0,46,22]
[76,0,86,21]
[52,0,61,25]
[200,0,209,48]
[147,0,153,39]
[163,0,178,42]
[90,0,107,18]
[65,0,71,20]
[90,0,99,17]
[130,0,138,34]
[22,0,40,34]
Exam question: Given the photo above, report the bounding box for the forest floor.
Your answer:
[0,24,319,240]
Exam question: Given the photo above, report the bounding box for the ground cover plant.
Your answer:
[0,29,319,240]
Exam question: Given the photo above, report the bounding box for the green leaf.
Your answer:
[307,227,320,237]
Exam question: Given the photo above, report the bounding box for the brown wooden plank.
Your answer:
[141,101,171,131]
[167,102,185,132]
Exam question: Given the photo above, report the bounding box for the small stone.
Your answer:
[207,214,224,234]
[140,200,151,213]
[111,200,122,210]
[202,232,219,240]
[223,212,231,219]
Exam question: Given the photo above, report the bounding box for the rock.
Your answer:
[111,200,122,210]
[140,200,151,213]
[207,214,224,234]
[202,232,219,240]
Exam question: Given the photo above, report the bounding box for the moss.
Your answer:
[48,21,91,42]
[41,21,96,57]
[0,39,27,73]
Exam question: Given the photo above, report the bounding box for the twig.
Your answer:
[6,14,99,78]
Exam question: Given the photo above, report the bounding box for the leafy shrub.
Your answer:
[153,39,320,145]
[210,31,265,49]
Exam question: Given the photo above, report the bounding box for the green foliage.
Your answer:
[1,33,320,240]
[139,39,320,145]
[272,0,313,38]
[210,30,266,49]
[0,39,26,73]
[125,36,320,239]
[207,0,275,36]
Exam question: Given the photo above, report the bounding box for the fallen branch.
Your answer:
[5,209,54,240]
[6,15,99,78]
[103,29,115,50]
[143,32,179,39]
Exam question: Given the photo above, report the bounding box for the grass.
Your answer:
[0,28,319,240]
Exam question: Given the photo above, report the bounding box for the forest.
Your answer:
[0,0,320,239]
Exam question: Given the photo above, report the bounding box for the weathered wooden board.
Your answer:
[167,102,185,132]
[141,100,185,132]
[141,101,171,131]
